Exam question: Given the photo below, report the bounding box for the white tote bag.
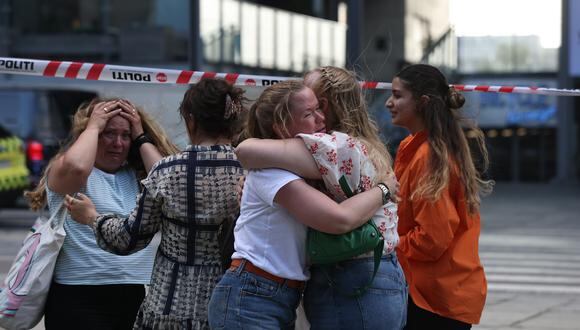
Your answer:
[0,203,67,330]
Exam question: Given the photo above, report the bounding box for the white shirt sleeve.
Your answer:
[247,168,302,207]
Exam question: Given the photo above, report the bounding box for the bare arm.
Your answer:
[138,143,163,173]
[274,179,383,234]
[48,100,122,195]
[117,100,163,172]
[236,138,321,179]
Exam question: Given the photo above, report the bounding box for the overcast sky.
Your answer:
[450,0,562,48]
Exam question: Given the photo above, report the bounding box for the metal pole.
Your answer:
[0,0,11,57]
[101,0,111,62]
[218,0,224,64]
[556,0,577,182]
[189,0,201,70]
[346,0,361,69]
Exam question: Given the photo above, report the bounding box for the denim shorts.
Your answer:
[304,253,408,330]
[207,260,302,330]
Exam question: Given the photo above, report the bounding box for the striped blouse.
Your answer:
[47,166,155,285]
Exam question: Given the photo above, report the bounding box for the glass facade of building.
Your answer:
[5,0,346,72]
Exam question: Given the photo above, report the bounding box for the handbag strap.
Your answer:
[48,201,68,230]
[320,176,384,298]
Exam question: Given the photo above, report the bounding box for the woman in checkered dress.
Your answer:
[66,78,247,329]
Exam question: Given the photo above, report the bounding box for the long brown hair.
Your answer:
[305,66,393,182]
[179,78,247,142]
[25,98,178,211]
[395,64,493,212]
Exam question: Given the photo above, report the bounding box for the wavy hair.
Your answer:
[305,66,393,182]
[395,64,493,212]
[25,98,179,211]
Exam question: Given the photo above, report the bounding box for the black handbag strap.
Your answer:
[319,176,384,298]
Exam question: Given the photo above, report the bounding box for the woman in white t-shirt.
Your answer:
[207,80,391,329]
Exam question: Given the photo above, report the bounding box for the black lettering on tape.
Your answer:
[112,71,152,82]
[0,60,34,71]
[261,79,280,86]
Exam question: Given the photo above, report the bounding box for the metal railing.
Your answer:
[420,26,457,75]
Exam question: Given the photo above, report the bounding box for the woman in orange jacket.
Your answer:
[385,64,494,329]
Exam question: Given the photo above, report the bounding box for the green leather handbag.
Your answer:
[306,176,384,296]
[307,219,382,265]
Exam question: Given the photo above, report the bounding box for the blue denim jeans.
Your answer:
[207,260,302,330]
[304,254,408,330]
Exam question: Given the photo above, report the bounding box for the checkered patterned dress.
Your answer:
[92,145,244,329]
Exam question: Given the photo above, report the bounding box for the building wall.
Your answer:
[358,0,450,83]
[404,0,449,63]
[358,0,404,82]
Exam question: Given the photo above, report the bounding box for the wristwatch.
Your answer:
[376,183,391,205]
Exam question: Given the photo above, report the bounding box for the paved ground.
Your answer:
[1,182,579,329]
[474,182,580,330]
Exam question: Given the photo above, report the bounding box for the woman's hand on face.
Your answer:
[64,193,99,226]
[87,101,122,133]
[117,100,145,140]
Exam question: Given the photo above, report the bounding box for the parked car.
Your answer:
[0,89,97,202]
[0,124,29,207]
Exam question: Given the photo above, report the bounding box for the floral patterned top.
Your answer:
[298,131,399,255]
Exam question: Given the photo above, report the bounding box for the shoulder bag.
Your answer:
[0,202,67,329]
[306,176,384,296]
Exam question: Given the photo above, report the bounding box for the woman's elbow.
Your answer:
[71,166,91,182]
[60,156,91,177]
[234,145,250,166]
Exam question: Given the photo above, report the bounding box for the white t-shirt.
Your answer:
[232,168,309,281]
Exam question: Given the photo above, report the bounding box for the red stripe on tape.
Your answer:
[43,61,61,76]
[86,63,105,80]
[499,86,515,93]
[475,85,490,92]
[202,72,217,80]
[361,81,378,89]
[452,84,465,90]
[176,71,194,84]
[225,73,239,84]
[65,62,83,79]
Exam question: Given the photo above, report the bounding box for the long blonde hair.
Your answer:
[395,64,493,212]
[305,66,393,181]
[25,98,179,211]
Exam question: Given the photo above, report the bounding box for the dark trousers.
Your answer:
[404,296,472,330]
[44,282,145,330]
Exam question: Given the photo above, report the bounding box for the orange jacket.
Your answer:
[394,131,486,324]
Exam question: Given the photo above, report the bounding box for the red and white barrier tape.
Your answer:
[2,57,580,96]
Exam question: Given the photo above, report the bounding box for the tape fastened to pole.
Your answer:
[1,57,580,97]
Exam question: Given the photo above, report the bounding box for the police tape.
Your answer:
[2,56,580,97]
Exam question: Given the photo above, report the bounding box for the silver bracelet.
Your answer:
[376,183,391,205]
